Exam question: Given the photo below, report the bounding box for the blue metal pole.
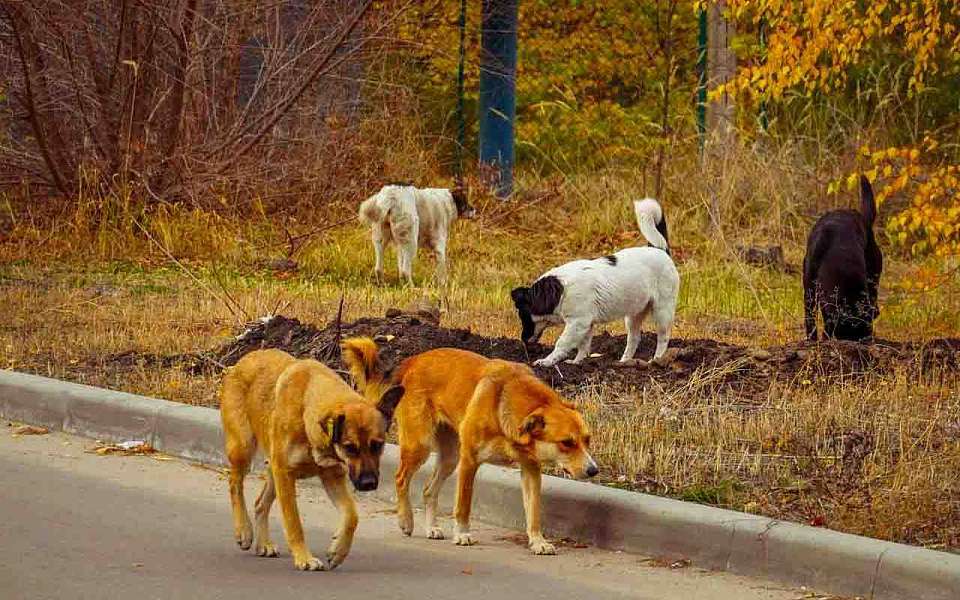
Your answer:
[479,0,518,198]
[455,0,467,180]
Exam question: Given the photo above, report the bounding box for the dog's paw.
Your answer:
[398,512,414,537]
[529,540,557,555]
[255,541,279,557]
[325,547,348,570]
[293,554,328,572]
[533,358,557,368]
[427,527,445,540]
[453,533,476,546]
[235,529,253,551]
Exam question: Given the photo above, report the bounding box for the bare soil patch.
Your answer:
[113,311,960,400]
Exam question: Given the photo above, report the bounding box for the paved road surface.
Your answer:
[0,428,803,600]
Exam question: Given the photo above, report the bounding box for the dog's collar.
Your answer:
[317,417,336,448]
[310,418,343,468]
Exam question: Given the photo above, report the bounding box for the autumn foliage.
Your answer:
[724,0,960,255]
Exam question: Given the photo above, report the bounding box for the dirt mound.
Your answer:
[166,312,959,395]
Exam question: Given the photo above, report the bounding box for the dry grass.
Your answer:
[1,143,958,550]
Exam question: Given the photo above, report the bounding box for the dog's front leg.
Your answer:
[571,325,594,364]
[271,462,326,571]
[534,319,590,367]
[319,466,358,570]
[452,454,480,546]
[520,461,555,555]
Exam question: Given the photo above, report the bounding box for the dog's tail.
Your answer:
[358,194,384,226]
[633,198,669,252]
[859,175,876,228]
[341,337,389,401]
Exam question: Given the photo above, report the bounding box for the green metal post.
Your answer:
[696,6,708,154]
[758,15,769,132]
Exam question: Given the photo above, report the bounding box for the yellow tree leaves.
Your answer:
[724,0,960,100]
[723,0,960,255]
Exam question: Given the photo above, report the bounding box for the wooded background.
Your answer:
[1,1,958,254]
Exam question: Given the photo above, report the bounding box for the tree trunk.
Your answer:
[707,0,736,145]
[705,0,737,230]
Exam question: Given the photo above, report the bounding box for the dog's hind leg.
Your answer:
[651,302,674,361]
[452,452,480,547]
[520,460,555,555]
[395,443,430,537]
[320,466,358,570]
[372,228,386,283]
[620,311,647,362]
[396,224,419,286]
[398,243,417,286]
[253,474,279,557]
[803,268,818,340]
[423,425,458,539]
[226,448,254,550]
[222,379,256,551]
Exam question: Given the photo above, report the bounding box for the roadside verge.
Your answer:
[2,369,957,599]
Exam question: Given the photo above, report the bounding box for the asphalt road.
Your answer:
[0,428,802,600]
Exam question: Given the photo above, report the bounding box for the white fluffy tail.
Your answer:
[358,194,384,225]
[360,185,407,226]
[633,198,668,251]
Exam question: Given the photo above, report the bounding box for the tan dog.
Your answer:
[343,339,597,555]
[220,346,403,571]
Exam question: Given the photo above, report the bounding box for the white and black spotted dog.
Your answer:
[359,183,475,285]
[511,199,678,367]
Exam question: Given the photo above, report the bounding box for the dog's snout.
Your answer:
[355,472,378,492]
[586,463,599,478]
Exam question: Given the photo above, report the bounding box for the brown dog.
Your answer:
[219,346,403,571]
[343,339,597,555]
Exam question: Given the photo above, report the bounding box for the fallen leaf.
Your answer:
[461,567,473,575]
[13,425,49,436]
[117,440,146,450]
[88,441,156,456]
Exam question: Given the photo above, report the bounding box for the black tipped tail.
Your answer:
[860,175,876,227]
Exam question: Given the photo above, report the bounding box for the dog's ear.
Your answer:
[377,385,405,426]
[511,286,530,307]
[517,410,546,444]
[330,412,346,445]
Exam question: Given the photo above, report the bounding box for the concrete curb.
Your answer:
[2,370,958,599]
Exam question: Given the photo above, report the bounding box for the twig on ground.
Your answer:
[132,219,246,323]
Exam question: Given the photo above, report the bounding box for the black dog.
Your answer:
[802,175,883,341]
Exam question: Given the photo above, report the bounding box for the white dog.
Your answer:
[633,197,670,253]
[510,199,677,368]
[358,183,475,284]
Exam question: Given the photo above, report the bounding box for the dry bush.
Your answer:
[0,0,416,210]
